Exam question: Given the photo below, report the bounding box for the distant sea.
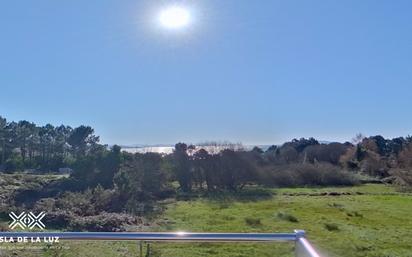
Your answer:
[118,140,335,154]
[121,146,175,154]
[121,145,272,154]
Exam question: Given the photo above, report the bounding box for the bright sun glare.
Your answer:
[159,6,191,29]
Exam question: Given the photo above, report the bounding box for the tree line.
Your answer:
[2,115,412,206]
[0,116,99,172]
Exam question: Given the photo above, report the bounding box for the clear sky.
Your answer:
[1,0,411,145]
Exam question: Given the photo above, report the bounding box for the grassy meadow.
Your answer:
[22,184,410,257]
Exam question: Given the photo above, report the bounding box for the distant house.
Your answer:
[58,167,73,175]
[23,169,37,174]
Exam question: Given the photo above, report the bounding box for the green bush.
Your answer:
[244,217,262,226]
[324,223,339,231]
[4,154,24,173]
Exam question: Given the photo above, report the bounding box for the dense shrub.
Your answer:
[69,212,139,232]
[114,152,170,214]
[55,186,120,215]
[34,186,140,231]
[44,210,72,228]
[304,143,351,165]
[260,163,359,187]
[44,210,139,231]
[389,169,412,186]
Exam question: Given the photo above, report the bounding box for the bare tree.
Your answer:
[352,133,365,145]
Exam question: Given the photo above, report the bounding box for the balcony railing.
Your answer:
[0,230,321,257]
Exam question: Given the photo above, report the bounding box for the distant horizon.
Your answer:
[1,112,410,147]
[108,136,403,148]
[118,140,333,147]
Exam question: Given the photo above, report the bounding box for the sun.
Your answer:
[159,6,191,29]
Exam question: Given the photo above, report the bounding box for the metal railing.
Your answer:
[0,230,321,257]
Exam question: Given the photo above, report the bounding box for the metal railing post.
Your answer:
[294,230,321,257]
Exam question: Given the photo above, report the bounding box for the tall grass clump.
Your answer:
[244,217,262,226]
[276,212,299,223]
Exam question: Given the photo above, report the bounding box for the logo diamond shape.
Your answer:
[9,211,46,230]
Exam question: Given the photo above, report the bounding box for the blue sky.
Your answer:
[1,0,411,145]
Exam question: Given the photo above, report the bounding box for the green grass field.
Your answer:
[6,184,412,257]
